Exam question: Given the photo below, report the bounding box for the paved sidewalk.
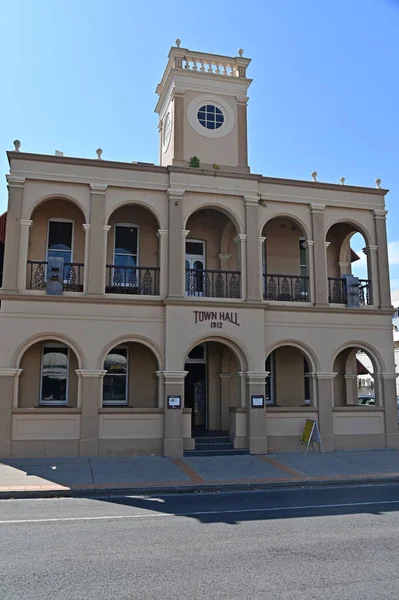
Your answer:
[1,450,399,497]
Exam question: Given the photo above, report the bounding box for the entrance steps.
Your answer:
[184,434,249,457]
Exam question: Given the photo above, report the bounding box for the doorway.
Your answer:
[184,344,207,433]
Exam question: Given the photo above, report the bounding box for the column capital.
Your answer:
[363,245,378,253]
[258,236,266,244]
[310,203,326,213]
[6,175,25,188]
[162,371,188,383]
[218,253,231,261]
[20,219,32,228]
[242,371,269,383]
[75,369,107,378]
[338,261,350,268]
[182,229,190,238]
[0,368,22,377]
[374,209,388,220]
[103,225,111,233]
[234,233,247,244]
[219,373,232,380]
[83,223,91,232]
[374,373,399,380]
[302,240,314,249]
[344,374,357,380]
[315,372,337,380]
[90,183,108,194]
[157,229,169,238]
[325,241,331,248]
[168,188,185,201]
[244,194,260,205]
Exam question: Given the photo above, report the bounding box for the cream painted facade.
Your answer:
[0,45,398,458]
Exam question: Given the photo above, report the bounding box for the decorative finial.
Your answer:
[13,140,21,152]
[340,177,345,185]
[311,171,318,182]
[175,39,181,48]
[238,48,244,57]
[96,148,103,160]
[375,178,381,189]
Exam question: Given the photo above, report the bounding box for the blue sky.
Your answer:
[1,0,398,289]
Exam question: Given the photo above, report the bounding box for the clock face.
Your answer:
[163,112,172,149]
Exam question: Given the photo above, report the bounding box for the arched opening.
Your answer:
[105,205,160,296]
[333,347,377,406]
[102,342,158,407]
[18,340,79,408]
[184,341,241,433]
[185,208,240,298]
[27,198,86,292]
[265,346,313,407]
[326,223,372,305]
[261,217,309,302]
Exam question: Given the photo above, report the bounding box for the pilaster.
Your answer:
[234,233,247,301]
[302,240,314,303]
[315,372,336,451]
[0,368,22,458]
[2,176,25,292]
[310,204,328,306]
[17,220,32,292]
[167,188,185,298]
[244,195,262,301]
[363,244,379,307]
[86,184,107,295]
[157,229,169,297]
[162,370,188,456]
[374,373,399,448]
[374,210,391,309]
[246,371,268,454]
[76,369,106,456]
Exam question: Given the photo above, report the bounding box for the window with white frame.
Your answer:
[265,353,275,405]
[47,220,73,280]
[113,225,139,285]
[103,347,128,405]
[40,344,69,405]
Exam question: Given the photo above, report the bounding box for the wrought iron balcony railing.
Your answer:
[328,277,372,305]
[263,274,309,302]
[27,260,84,292]
[186,269,241,298]
[106,265,160,295]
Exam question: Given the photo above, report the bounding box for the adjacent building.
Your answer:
[0,44,397,459]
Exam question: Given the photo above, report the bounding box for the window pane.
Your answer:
[104,348,127,374]
[206,105,215,113]
[186,241,204,256]
[188,345,205,360]
[103,349,128,404]
[115,226,138,256]
[41,347,68,403]
[48,249,72,265]
[114,254,136,268]
[48,222,72,252]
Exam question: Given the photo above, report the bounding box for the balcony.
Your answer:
[27,260,84,292]
[328,277,372,305]
[186,268,241,299]
[105,265,160,295]
[263,274,309,302]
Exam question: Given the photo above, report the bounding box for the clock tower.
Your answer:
[155,42,252,172]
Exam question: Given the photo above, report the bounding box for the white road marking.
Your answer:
[1,499,399,524]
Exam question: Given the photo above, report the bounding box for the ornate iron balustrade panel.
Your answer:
[27,260,84,292]
[186,269,241,298]
[358,279,372,305]
[263,274,309,302]
[106,265,160,295]
[328,277,347,304]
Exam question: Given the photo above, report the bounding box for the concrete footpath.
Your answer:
[1,449,399,498]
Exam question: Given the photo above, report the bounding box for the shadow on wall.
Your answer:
[0,241,4,287]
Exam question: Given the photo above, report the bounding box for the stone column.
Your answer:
[82,223,91,293]
[167,189,185,298]
[315,372,336,451]
[86,184,107,296]
[17,220,32,292]
[259,236,266,299]
[374,210,391,309]
[344,374,357,405]
[310,204,328,306]
[219,373,232,431]
[302,240,314,303]
[76,369,106,457]
[0,369,22,458]
[375,373,399,448]
[156,371,164,409]
[237,99,249,168]
[363,245,379,307]
[157,229,169,297]
[245,196,262,301]
[162,371,187,456]
[246,372,268,454]
[2,176,25,293]
[234,234,247,300]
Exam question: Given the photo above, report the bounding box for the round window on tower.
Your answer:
[197,105,224,130]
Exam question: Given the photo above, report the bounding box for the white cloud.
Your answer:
[388,241,399,266]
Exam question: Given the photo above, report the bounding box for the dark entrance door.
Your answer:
[184,362,207,432]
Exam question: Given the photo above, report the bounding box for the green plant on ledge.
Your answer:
[189,156,200,168]
[213,163,220,170]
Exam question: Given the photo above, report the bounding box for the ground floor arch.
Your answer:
[265,345,313,407]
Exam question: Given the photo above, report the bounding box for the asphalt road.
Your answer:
[1,484,399,599]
